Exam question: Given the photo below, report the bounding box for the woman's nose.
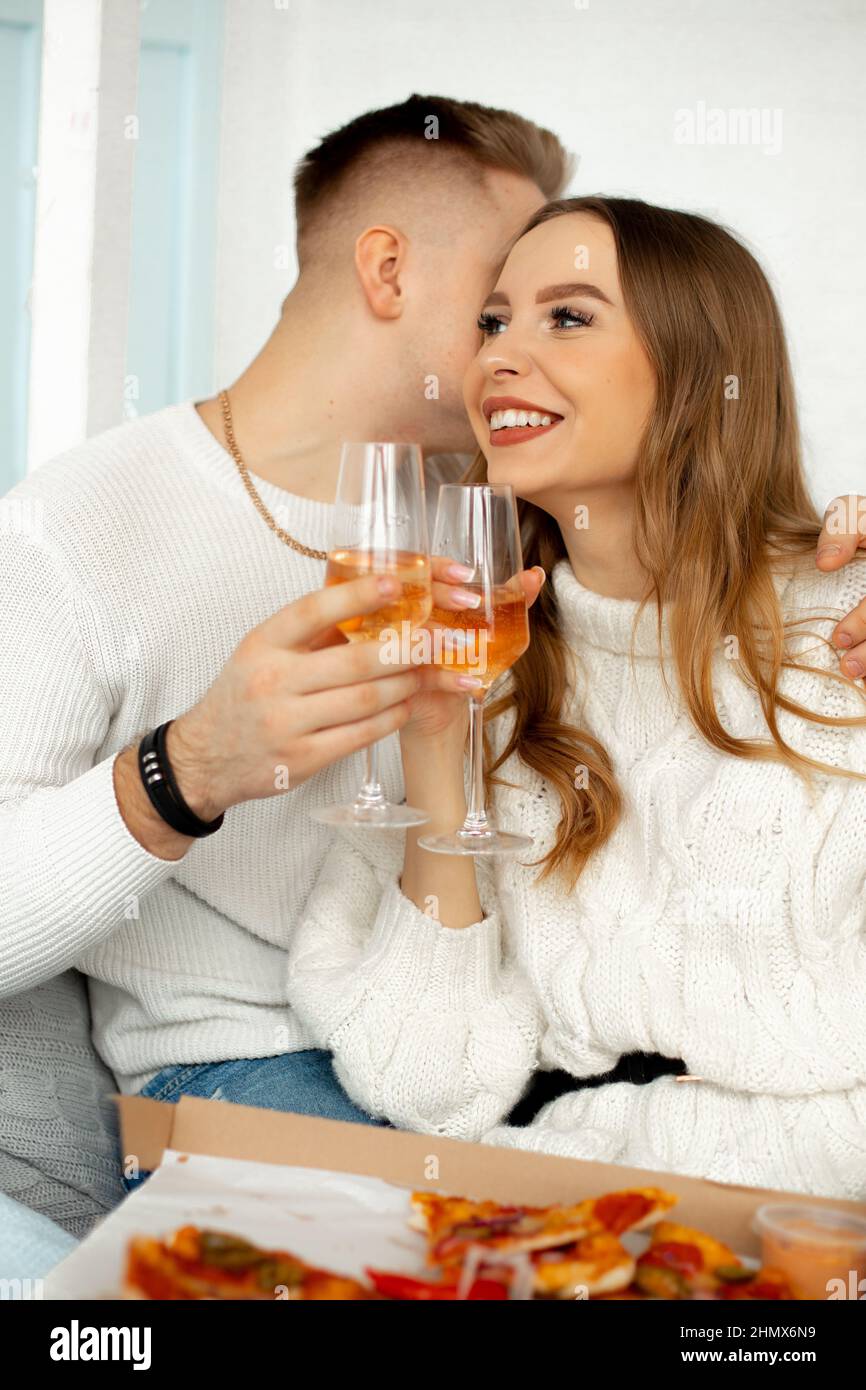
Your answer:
[479,340,532,380]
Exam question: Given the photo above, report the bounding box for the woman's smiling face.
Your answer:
[463,212,657,514]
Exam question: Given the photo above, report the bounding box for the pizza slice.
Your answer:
[633,1218,741,1298]
[633,1221,794,1300]
[367,1233,636,1300]
[410,1186,677,1267]
[124,1226,378,1301]
[531,1231,637,1298]
[715,1267,795,1300]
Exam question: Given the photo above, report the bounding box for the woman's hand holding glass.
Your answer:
[399,553,544,740]
[401,485,541,857]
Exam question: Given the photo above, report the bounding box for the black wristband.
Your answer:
[138,721,225,838]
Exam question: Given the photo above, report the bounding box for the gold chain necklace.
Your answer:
[219,388,328,560]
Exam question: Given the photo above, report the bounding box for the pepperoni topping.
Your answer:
[639,1242,704,1275]
[594,1192,654,1234]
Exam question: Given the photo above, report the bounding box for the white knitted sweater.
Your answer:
[286,555,866,1201]
[0,402,459,1093]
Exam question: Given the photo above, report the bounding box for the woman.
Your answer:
[286,197,866,1200]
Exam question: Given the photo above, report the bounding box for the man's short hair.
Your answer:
[293,93,572,263]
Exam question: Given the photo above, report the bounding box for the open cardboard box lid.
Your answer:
[116,1093,866,1258]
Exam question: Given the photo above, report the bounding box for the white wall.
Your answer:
[214,0,865,513]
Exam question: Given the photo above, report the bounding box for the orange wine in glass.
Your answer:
[325,547,432,640]
[310,442,432,829]
[419,484,532,856]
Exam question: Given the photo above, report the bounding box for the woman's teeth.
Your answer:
[490,409,554,431]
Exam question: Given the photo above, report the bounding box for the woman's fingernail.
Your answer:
[817,545,841,561]
[378,576,399,596]
[845,658,863,677]
[446,563,475,582]
[452,589,482,609]
[835,631,853,647]
[456,675,483,689]
[532,565,546,583]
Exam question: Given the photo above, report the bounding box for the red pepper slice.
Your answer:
[366,1269,508,1300]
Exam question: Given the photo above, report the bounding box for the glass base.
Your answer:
[310,801,430,829]
[417,828,534,857]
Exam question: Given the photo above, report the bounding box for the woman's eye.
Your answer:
[550,305,594,330]
[477,311,507,336]
[477,305,594,337]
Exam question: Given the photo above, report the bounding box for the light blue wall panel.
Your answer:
[124,0,223,422]
[0,0,41,496]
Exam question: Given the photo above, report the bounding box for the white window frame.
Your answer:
[27,0,140,470]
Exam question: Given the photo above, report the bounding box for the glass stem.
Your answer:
[355,739,387,809]
[462,695,490,835]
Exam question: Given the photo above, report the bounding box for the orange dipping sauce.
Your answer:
[753,1204,866,1300]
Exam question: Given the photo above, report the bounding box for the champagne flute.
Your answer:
[310,442,432,828]
[418,484,533,856]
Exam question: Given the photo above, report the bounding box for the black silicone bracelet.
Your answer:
[138,722,224,838]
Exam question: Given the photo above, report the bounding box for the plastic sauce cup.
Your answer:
[753,1204,866,1300]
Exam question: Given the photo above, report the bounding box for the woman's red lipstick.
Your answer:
[482,396,564,448]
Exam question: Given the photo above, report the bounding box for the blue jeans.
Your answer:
[122,1049,388,1193]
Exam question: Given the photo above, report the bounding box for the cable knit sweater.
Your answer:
[286,555,866,1202]
[0,401,459,1093]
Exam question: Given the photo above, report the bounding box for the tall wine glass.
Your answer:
[418,484,533,856]
[310,442,432,828]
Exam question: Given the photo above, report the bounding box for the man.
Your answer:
[1,93,864,1144]
[0,96,562,1137]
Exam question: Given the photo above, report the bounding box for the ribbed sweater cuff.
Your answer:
[35,753,178,918]
[363,877,505,1010]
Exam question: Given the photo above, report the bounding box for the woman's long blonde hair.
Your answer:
[467,196,866,886]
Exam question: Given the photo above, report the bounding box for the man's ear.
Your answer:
[354,225,406,320]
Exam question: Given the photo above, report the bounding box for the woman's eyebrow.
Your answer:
[536,281,614,305]
[481,281,615,309]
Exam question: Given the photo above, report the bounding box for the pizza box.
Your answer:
[43,1092,866,1299]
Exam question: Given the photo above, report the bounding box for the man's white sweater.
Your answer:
[286,556,866,1201]
[0,402,456,1092]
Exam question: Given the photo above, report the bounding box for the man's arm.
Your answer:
[0,538,423,995]
[112,739,199,863]
[0,532,184,996]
